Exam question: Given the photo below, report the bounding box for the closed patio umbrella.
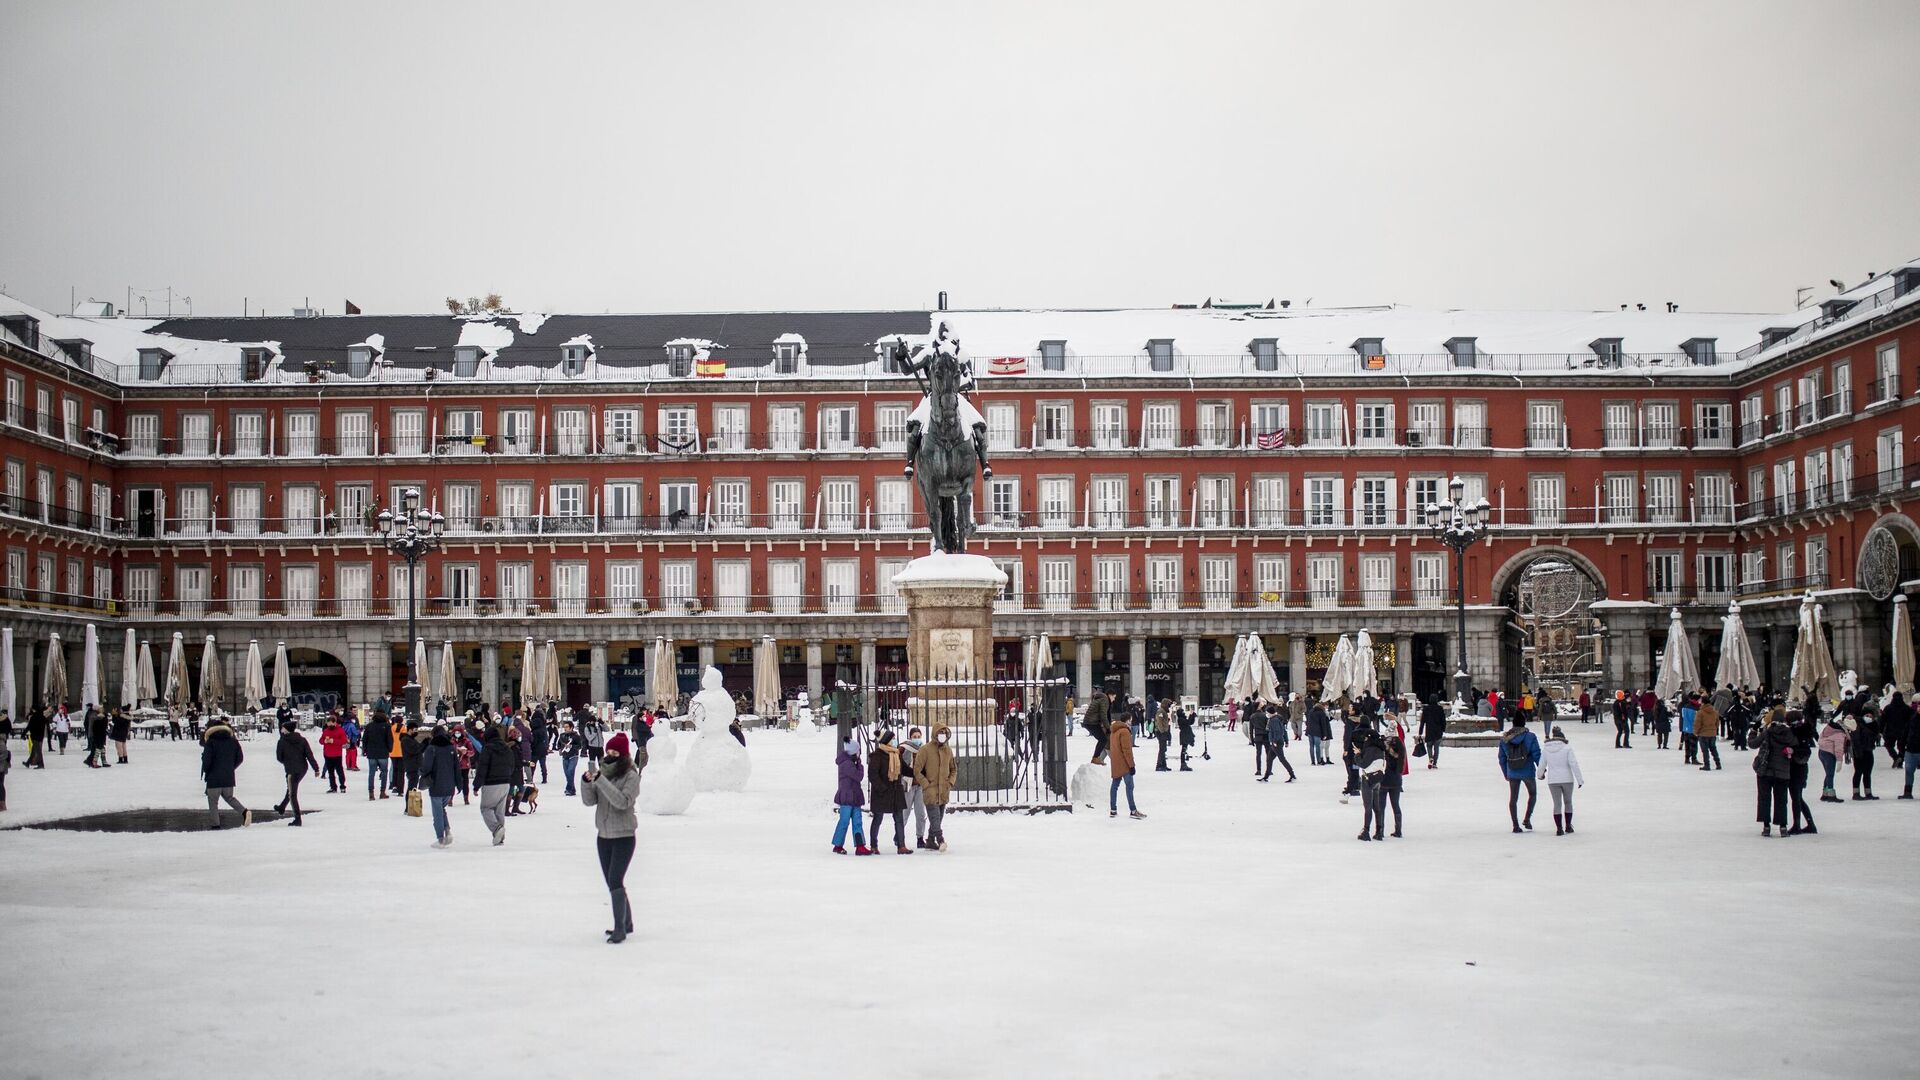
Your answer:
[199,634,226,713]
[1893,596,1916,697]
[1713,603,1761,693]
[80,624,100,710]
[2,627,14,720]
[43,632,67,708]
[1249,635,1283,705]
[271,641,291,703]
[651,637,678,713]
[412,637,430,704]
[519,636,536,709]
[1221,635,1256,703]
[163,632,191,714]
[243,640,268,712]
[439,641,459,710]
[137,639,157,709]
[1320,635,1355,701]
[1787,595,1840,706]
[543,639,561,706]
[753,636,780,719]
[1354,629,1378,700]
[1653,607,1700,700]
[120,627,137,709]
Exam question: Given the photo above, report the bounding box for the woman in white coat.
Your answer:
[1540,726,1584,836]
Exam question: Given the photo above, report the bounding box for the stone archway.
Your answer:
[1490,546,1609,609]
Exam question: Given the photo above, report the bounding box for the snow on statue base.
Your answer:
[637,762,695,815]
[683,666,752,793]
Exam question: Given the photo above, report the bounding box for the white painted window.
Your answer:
[497,482,533,531]
[285,411,317,456]
[1201,555,1235,606]
[769,405,803,452]
[1453,400,1486,447]
[1773,460,1797,514]
[335,563,368,617]
[985,402,1018,451]
[1039,477,1072,527]
[608,562,643,613]
[1876,342,1901,402]
[1413,552,1446,604]
[1094,556,1128,611]
[1697,473,1732,523]
[603,481,640,525]
[818,405,856,450]
[1356,402,1393,446]
[1040,557,1074,611]
[389,409,424,455]
[550,482,586,524]
[1038,401,1071,447]
[128,413,159,454]
[876,558,910,613]
[1648,552,1682,596]
[553,562,589,615]
[874,404,909,451]
[713,479,748,527]
[1357,476,1392,526]
[1529,475,1563,526]
[1526,401,1563,448]
[388,563,424,616]
[498,563,532,615]
[1147,555,1180,607]
[1254,554,1288,608]
[1643,402,1678,448]
[1252,402,1288,445]
[445,483,480,530]
[987,476,1019,527]
[229,565,263,617]
[1606,475,1637,523]
[1408,402,1442,446]
[659,481,697,528]
[554,408,590,454]
[1305,402,1341,447]
[1359,553,1393,604]
[336,410,370,456]
[1144,476,1180,527]
[1646,473,1679,522]
[284,485,318,535]
[1307,477,1340,527]
[770,480,803,529]
[1197,476,1232,527]
[823,478,858,530]
[444,564,478,612]
[1603,402,1636,447]
[283,566,317,617]
[1142,402,1177,448]
[1092,477,1126,528]
[875,478,911,529]
[769,559,803,615]
[1092,403,1127,449]
[604,408,643,453]
[1697,552,1732,596]
[1878,428,1904,491]
[178,413,212,456]
[1308,554,1341,608]
[1197,402,1231,448]
[707,404,744,451]
[500,409,534,454]
[659,560,696,610]
[1254,476,1287,527]
[713,561,749,614]
[125,566,157,612]
[229,486,261,535]
[823,560,858,615]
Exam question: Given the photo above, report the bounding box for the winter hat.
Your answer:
[605,732,631,759]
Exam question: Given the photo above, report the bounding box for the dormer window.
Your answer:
[1759,327,1798,349]
[53,338,95,371]
[1589,338,1623,367]
[137,348,173,380]
[1895,268,1920,299]
[346,345,375,377]
[561,343,590,377]
[1250,339,1278,372]
[1146,339,1174,372]
[1819,298,1856,323]
[1351,337,1386,369]
[1682,338,1718,366]
[0,314,40,352]
[1040,340,1066,372]
[241,348,270,382]
[774,343,801,374]
[1444,337,1476,369]
[667,344,695,378]
[453,346,481,377]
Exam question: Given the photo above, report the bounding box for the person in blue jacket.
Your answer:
[1498,714,1543,833]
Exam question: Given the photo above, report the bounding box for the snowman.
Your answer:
[682,666,752,792]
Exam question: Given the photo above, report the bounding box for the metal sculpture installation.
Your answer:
[894,322,993,554]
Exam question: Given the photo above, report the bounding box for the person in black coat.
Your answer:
[1752,705,1793,836]
[1420,696,1448,768]
[109,707,132,765]
[83,706,110,768]
[475,724,518,844]
[1377,733,1406,838]
[867,731,910,853]
[1849,710,1881,800]
[1176,706,1196,771]
[361,715,394,800]
[1260,705,1296,782]
[24,707,47,768]
[530,708,551,785]
[1340,710,1363,797]
[555,721,585,796]
[1352,721,1387,840]
[1786,709,1819,835]
[200,721,249,828]
[419,727,460,846]
[274,720,320,826]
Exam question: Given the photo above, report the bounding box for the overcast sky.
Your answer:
[2,0,1916,319]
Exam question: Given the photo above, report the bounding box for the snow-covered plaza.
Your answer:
[2,721,1914,1080]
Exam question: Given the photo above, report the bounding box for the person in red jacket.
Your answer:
[318,717,349,793]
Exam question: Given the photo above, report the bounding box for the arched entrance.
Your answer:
[1493,549,1608,696]
[1857,515,1920,686]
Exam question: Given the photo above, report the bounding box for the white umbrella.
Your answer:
[753,635,780,718]
[519,636,537,708]
[137,639,157,709]
[1787,595,1839,706]
[163,632,191,713]
[1221,635,1256,702]
[1320,634,1355,701]
[1652,607,1700,700]
[1,626,13,721]
[79,625,100,710]
[120,627,137,709]
[243,640,268,712]
[543,639,562,705]
[199,634,226,712]
[1893,596,1915,697]
[271,641,291,703]
[1354,629,1378,700]
[412,637,430,701]
[1808,602,1840,704]
[43,632,67,708]
[1249,635,1283,705]
[651,636,678,712]
[439,641,459,709]
[1713,603,1761,693]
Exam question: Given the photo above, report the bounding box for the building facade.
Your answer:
[3,263,1919,715]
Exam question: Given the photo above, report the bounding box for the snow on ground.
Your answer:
[1,723,1915,1080]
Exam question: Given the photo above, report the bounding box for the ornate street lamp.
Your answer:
[377,487,445,719]
[1422,477,1493,707]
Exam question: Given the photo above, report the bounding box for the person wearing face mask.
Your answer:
[913,723,958,851]
[581,732,642,943]
[832,735,874,856]
[868,730,911,854]
[900,728,929,848]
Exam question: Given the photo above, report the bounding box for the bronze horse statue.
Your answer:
[896,325,992,554]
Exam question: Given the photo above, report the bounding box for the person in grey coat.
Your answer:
[581,731,642,944]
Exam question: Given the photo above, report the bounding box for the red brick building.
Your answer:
[3,262,1918,714]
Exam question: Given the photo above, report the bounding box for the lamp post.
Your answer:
[377,487,445,720]
[1422,477,1492,708]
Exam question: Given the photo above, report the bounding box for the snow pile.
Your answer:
[509,313,549,335]
[681,667,751,792]
[891,553,1008,588]
[772,332,807,367]
[1069,762,1108,808]
[647,726,679,764]
[664,337,719,360]
[636,761,694,815]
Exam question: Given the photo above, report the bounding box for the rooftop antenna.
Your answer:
[1795,286,1814,308]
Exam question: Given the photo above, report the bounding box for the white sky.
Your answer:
[1,0,1916,318]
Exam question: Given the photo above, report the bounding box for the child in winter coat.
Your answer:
[832,737,873,855]
[1540,727,1585,835]
[318,719,349,792]
[1817,717,1849,802]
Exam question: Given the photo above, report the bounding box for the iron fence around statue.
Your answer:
[831,675,1071,812]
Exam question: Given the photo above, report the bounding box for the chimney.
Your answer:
[937,291,948,312]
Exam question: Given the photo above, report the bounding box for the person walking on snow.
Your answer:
[274,719,320,826]
[1817,714,1849,802]
[1151,705,1172,771]
[1753,703,1794,836]
[1109,712,1145,819]
[913,722,957,851]
[342,713,361,772]
[1787,708,1820,835]
[1353,719,1387,840]
[475,722,518,845]
[1262,706,1297,782]
[555,720,584,796]
[361,713,393,799]
[901,727,930,848]
[419,725,460,847]
[581,731,642,944]
[1499,715,1543,833]
[1850,708,1881,800]
[868,730,911,853]
[0,731,11,812]
[1540,726,1584,835]
[109,707,131,765]
[319,717,349,792]
[1176,705,1196,771]
[1694,697,1723,770]
[200,719,250,829]
[831,736,873,855]
[53,707,72,755]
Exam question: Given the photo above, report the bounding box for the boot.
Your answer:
[1554,814,1564,836]
[854,842,875,856]
[1565,813,1573,834]
[832,846,848,854]
[606,888,629,944]
[1901,785,1914,800]
[288,816,302,827]
[896,845,913,855]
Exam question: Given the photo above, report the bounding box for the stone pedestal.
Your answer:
[892,554,1009,790]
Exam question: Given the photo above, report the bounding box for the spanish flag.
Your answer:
[696,355,726,377]
[987,356,1027,376]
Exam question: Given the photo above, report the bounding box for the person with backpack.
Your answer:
[419,726,460,847]
[1753,703,1794,836]
[1498,715,1542,833]
[273,718,320,827]
[1540,726,1584,835]
[1261,705,1296,782]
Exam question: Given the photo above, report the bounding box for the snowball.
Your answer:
[1070,763,1109,809]
[637,762,694,816]
[647,728,678,765]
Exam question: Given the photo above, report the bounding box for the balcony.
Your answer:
[1524,424,1566,450]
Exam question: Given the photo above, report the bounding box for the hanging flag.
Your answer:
[344,300,362,316]
[1255,429,1287,450]
[696,356,726,377]
[987,356,1027,376]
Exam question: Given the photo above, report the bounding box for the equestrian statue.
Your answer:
[894,322,992,554]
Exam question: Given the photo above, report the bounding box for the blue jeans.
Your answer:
[562,755,579,793]
[367,758,390,796]
[430,794,452,841]
[1819,750,1838,792]
[1110,772,1136,813]
[1905,751,1919,789]
[831,803,864,847]
[1308,735,1324,764]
